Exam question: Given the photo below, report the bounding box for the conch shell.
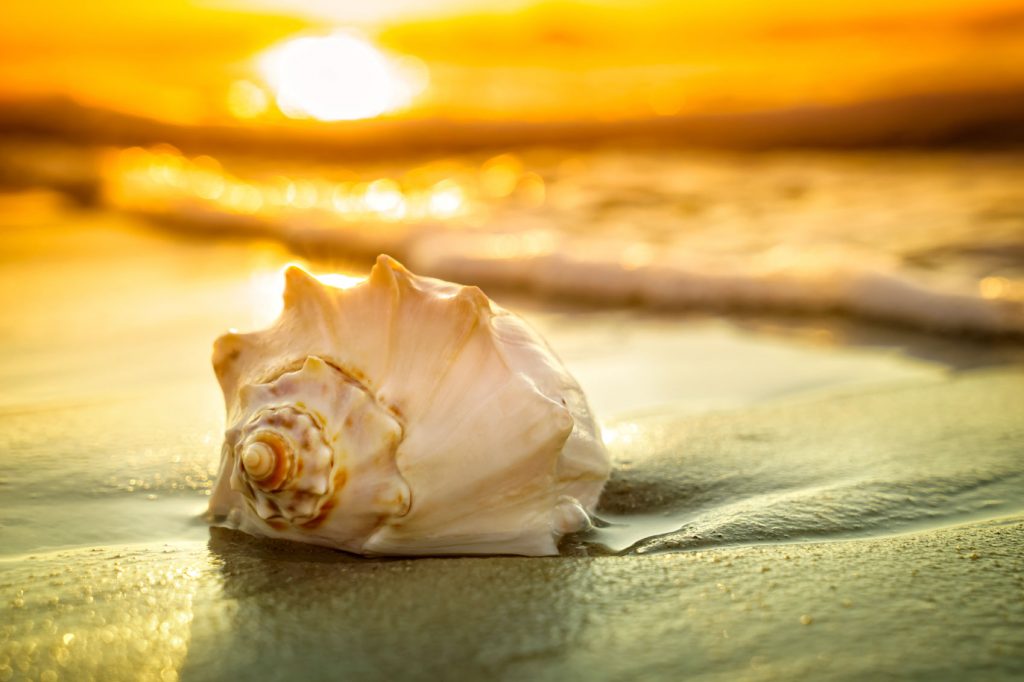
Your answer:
[208,255,610,555]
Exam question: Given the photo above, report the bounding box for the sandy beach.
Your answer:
[1,194,1022,680]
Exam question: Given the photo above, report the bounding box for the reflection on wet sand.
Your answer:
[0,544,205,682]
[188,527,587,680]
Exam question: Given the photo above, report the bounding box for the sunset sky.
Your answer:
[2,0,1023,126]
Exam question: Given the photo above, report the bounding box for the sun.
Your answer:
[256,32,425,122]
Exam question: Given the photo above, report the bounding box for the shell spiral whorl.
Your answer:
[218,352,410,549]
[230,404,334,523]
[240,439,277,482]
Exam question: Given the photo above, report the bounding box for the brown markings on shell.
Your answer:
[378,430,400,464]
[300,468,348,530]
[334,466,348,491]
[316,357,408,427]
[211,333,244,384]
[299,497,335,530]
[377,484,409,514]
[371,430,409,516]
[263,411,296,429]
[343,365,368,385]
[337,362,398,423]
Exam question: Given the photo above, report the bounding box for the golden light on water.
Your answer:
[364,178,406,219]
[428,180,465,219]
[979,276,1024,302]
[480,154,523,199]
[255,31,427,121]
[101,145,485,225]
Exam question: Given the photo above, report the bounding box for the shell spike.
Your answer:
[282,264,326,311]
[300,354,331,374]
[457,285,491,310]
[374,253,406,273]
[212,331,256,400]
[366,253,408,293]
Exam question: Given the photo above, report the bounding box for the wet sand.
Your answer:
[1,200,1022,680]
[1,515,1021,681]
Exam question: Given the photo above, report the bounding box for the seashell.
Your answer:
[208,255,610,555]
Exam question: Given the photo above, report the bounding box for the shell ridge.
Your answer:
[376,260,492,416]
[379,380,572,545]
[404,291,488,413]
[406,310,482,414]
[375,274,577,546]
[379,259,403,407]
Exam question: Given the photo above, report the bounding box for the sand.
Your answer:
[1,202,1022,680]
[3,517,1021,681]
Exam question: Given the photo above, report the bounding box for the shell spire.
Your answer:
[209,255,610,556]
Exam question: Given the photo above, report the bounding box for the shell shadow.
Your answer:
[180,526,591,680]
[207,524,383,566]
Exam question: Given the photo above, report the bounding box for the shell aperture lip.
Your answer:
[209,256,611,556]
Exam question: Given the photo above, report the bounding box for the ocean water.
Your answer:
[102,147,1024,334]
[1,148,1023,680]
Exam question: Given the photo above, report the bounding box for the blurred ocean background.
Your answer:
[5,142,1024,335]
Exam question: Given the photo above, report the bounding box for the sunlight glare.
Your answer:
[317,273,365,289]
[257,32,426,122]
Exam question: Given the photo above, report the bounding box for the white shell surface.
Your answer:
[209,255,611,556]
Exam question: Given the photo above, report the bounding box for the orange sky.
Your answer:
[2,0,1023,125]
